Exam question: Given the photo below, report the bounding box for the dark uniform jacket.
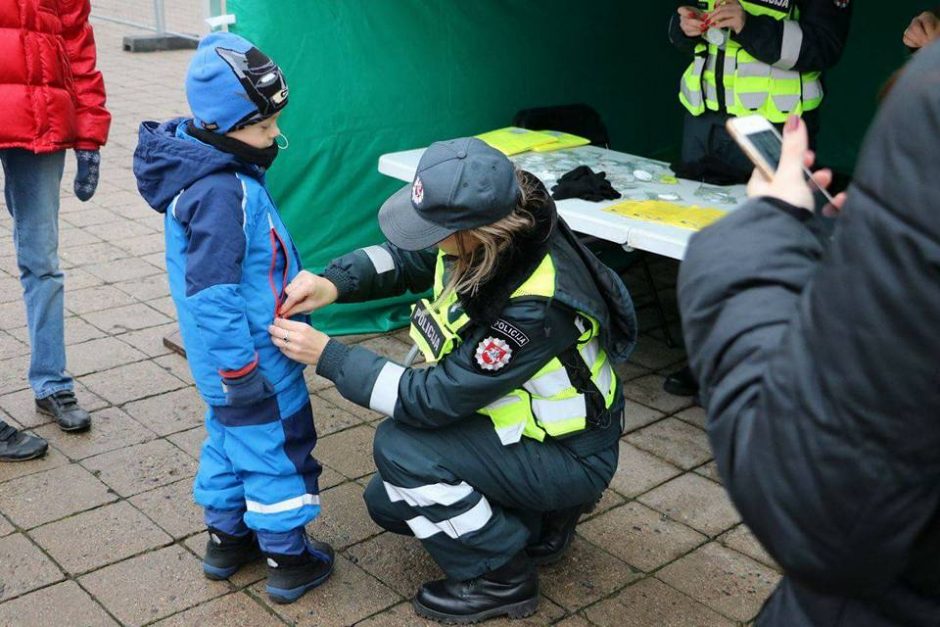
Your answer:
[677,45,940,626]
[316,175,636,455]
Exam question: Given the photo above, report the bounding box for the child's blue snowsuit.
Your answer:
[134,118,320,540]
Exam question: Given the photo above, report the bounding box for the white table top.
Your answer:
[378,145,747,260]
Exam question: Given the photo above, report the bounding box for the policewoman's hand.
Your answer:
[278,270,339,317]
[269,317,331,366]
[677,6,706,37]
[747,115,846,214]
[707,0,746,35]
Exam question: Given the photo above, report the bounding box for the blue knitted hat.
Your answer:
[185,32,288,134]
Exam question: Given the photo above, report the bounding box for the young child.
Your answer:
[133,32,332,604]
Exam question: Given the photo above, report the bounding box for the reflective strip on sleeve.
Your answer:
[369,362,405,416]
[245,493,320,514]
[495,422,526,446]
[596,361,614,399]
[383,481,475,507]
[484,395,522,411]
[776,20,803,70]
[362,245,396,274]
[532,395,586,424]
[579,339,601,370]
[404,497,494,540]
[524,368,573,398]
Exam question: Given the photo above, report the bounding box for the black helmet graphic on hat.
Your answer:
[216,46,289,125]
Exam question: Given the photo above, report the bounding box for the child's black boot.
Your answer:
[265,537,335,604]
[203,527,262,580]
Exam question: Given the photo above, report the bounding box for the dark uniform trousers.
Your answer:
[681,110,821,183]
[364,413,620,581]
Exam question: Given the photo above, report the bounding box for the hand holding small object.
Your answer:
[278,270,339,317]
[746,116,846,215]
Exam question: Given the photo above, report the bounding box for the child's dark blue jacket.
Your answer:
[133,118,305,406]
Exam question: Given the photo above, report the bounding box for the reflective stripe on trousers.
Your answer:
[384,480,494,540]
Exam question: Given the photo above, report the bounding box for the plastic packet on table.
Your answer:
[694,184,739,205]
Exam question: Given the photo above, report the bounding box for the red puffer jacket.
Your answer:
[0,0,110,153]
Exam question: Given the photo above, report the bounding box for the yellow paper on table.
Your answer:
[604,200,726,231]
[530,130,591,152]
[475,127,559,155]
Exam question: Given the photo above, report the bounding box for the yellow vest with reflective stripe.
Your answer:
[679,0,823,123]
[409,251,618,447]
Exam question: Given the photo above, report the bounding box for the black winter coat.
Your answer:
[677,44,940,626]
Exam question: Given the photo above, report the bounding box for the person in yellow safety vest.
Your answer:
[663,0,851,401]
[265,137,637,624]
[669,0,851,182]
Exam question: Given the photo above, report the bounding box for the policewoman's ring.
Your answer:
[283,332,290,343]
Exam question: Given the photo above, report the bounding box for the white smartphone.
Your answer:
[726,114,836,204]
[725,115,783,179]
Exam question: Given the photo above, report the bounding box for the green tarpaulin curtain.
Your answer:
[227,0,915,334]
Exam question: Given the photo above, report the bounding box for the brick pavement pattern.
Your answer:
[0,17,780,627]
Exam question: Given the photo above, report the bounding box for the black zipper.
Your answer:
[716,47,727,113]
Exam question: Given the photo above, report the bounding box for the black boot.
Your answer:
[35,390,91,432]
[663,365,699,397]
[525,498,598,566]
[0,421,48,462]
[202,528,262,580]
[265,538,335,604]
[413,552,539,624]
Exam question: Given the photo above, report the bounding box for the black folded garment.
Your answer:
[551,165,622,202]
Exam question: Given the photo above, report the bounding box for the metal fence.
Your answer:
[90,0,225,41]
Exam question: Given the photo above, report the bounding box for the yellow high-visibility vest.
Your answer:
[679,0,823,122]
[409,251,618,446]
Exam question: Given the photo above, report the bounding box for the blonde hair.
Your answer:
[439,170,544,300]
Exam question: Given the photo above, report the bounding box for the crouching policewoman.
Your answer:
[267,137,637,624]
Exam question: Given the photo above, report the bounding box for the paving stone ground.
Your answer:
[0,16,780,627]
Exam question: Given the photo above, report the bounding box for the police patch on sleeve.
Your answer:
[490,319,529,348]
[475,337,513,372]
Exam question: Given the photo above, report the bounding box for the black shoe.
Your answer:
[202,528,262,580]
[663,365,699,397]
[0,421,48,462]
[525,498,599,566]
[413,552,539,624]
[265,538,335,604]
[35,390,91,432]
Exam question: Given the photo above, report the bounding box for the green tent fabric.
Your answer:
[227,0,915,334]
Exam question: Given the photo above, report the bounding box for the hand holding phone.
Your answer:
[726,115,841,211]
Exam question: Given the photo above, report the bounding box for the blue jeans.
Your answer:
[0,149,72,399]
